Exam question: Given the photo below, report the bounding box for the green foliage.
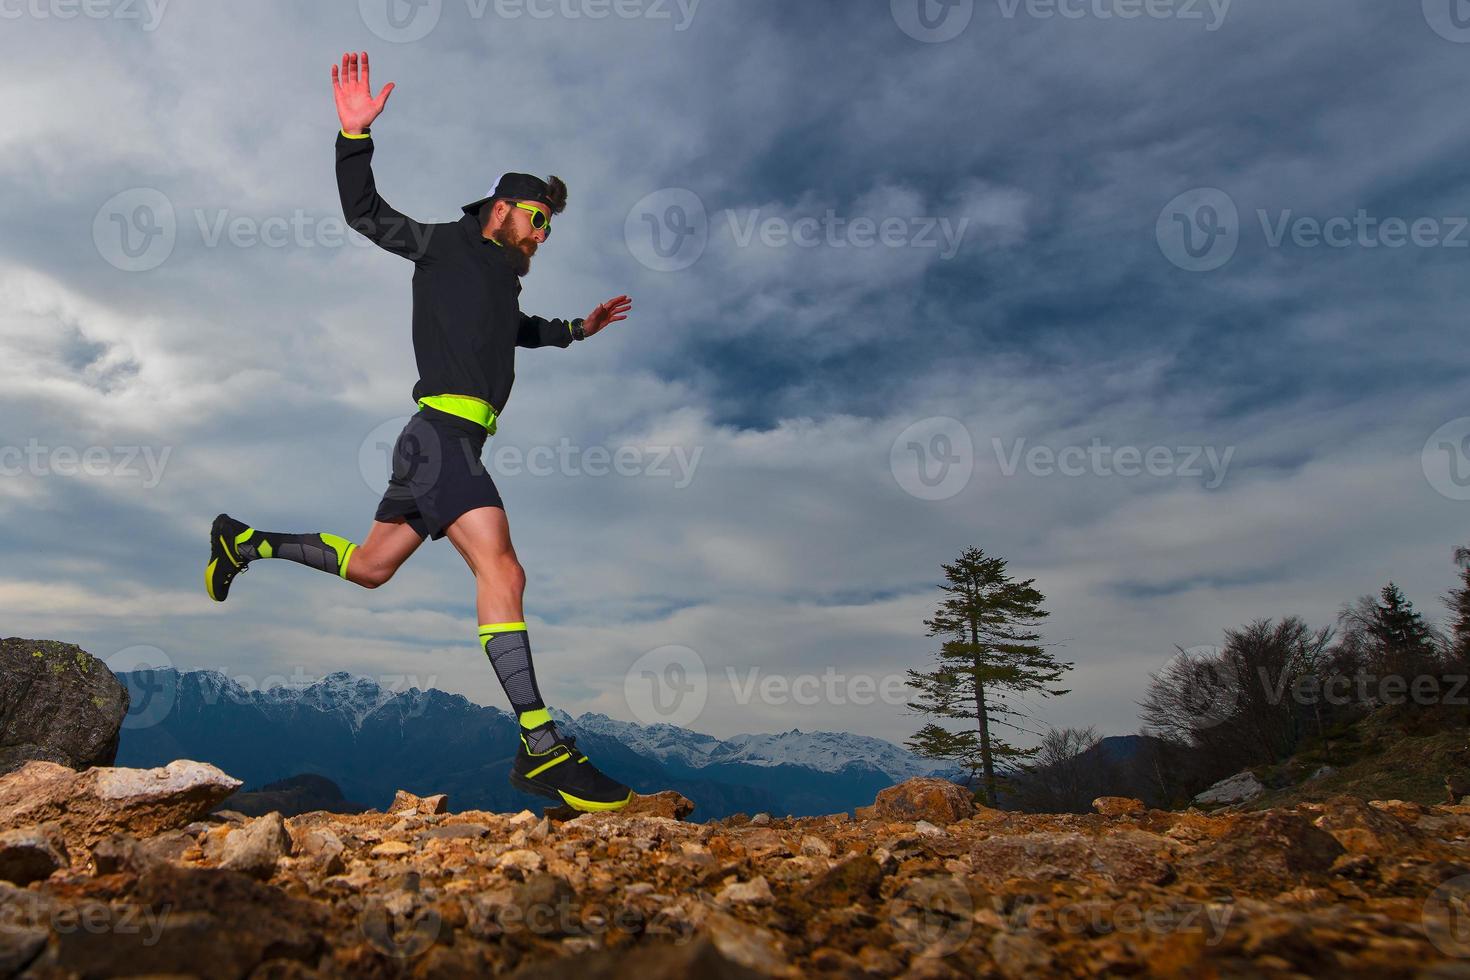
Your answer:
[907,545,1072,805]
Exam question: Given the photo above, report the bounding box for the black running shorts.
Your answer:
[374,406,504,540]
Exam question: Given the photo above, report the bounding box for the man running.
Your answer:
[205,51,636,813]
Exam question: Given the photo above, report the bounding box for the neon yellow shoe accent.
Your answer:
[518,708,552,730]
[525,753,570,779]
[556,789,632,812]
[257,540,273,559]
[234,527,255,547]
[339,542,357,580]
[205,559,218,600]
[218,536,240,569]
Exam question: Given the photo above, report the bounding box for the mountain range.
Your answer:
[113,669,960,820]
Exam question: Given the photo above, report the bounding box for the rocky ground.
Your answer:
[3,764,1470,979]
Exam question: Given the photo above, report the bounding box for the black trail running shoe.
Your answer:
[206,513,253,602]
[509,731,633,812]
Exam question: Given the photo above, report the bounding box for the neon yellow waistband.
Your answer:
[417,394,499,435]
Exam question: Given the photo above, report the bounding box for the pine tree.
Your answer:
[1444,547,1470,665]
[905,546,1072,805]
[1369,582,1438,676]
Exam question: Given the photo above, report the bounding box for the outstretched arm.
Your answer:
[332,52,433,261]
[515,295,633,349]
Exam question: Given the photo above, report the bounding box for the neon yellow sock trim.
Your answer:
[341,129,371,140]
[477,621,527,635]
[318,533,359,579]
[519,708,552,730]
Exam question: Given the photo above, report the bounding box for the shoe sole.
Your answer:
[206,515,239,603]
[508,772,632,813]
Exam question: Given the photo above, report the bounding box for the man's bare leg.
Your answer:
[445,505,632,810]
[343,518,427,589]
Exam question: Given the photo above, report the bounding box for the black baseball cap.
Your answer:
[461,172,555,216]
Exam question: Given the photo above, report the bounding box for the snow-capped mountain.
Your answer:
[117,668,964,818]
[557,711,954,782]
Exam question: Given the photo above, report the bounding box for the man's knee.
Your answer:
[481,554,526,591]
[354,556,397,589]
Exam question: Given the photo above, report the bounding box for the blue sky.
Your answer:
[1,0,1467,748]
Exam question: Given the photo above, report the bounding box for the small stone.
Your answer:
[625,791,697,821]
[498,849,544,873]
[750,813,771,826]
[219,811,292,878]
[509,810,538,827]
[370,840,414,858]
[799,835,832,857]
[913,820,945,837]
[715,874,774,906]
[0,825,68,884]
[1093,796,1147,817]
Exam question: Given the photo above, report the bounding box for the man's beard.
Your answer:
[496,222,537,277]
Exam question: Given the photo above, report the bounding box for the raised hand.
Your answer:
[331,51,394,135]
[582,295,633,339]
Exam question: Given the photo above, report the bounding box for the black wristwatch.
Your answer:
[571,318,586,341]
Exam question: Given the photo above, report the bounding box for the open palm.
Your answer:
[331,51,394,135]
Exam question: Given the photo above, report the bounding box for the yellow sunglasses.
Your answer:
[512,201,551,238]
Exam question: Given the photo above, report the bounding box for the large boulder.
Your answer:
[0,759,241,857]
[0,638,129,776]
[868,777,976,824]
[1192,769,1265,807]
